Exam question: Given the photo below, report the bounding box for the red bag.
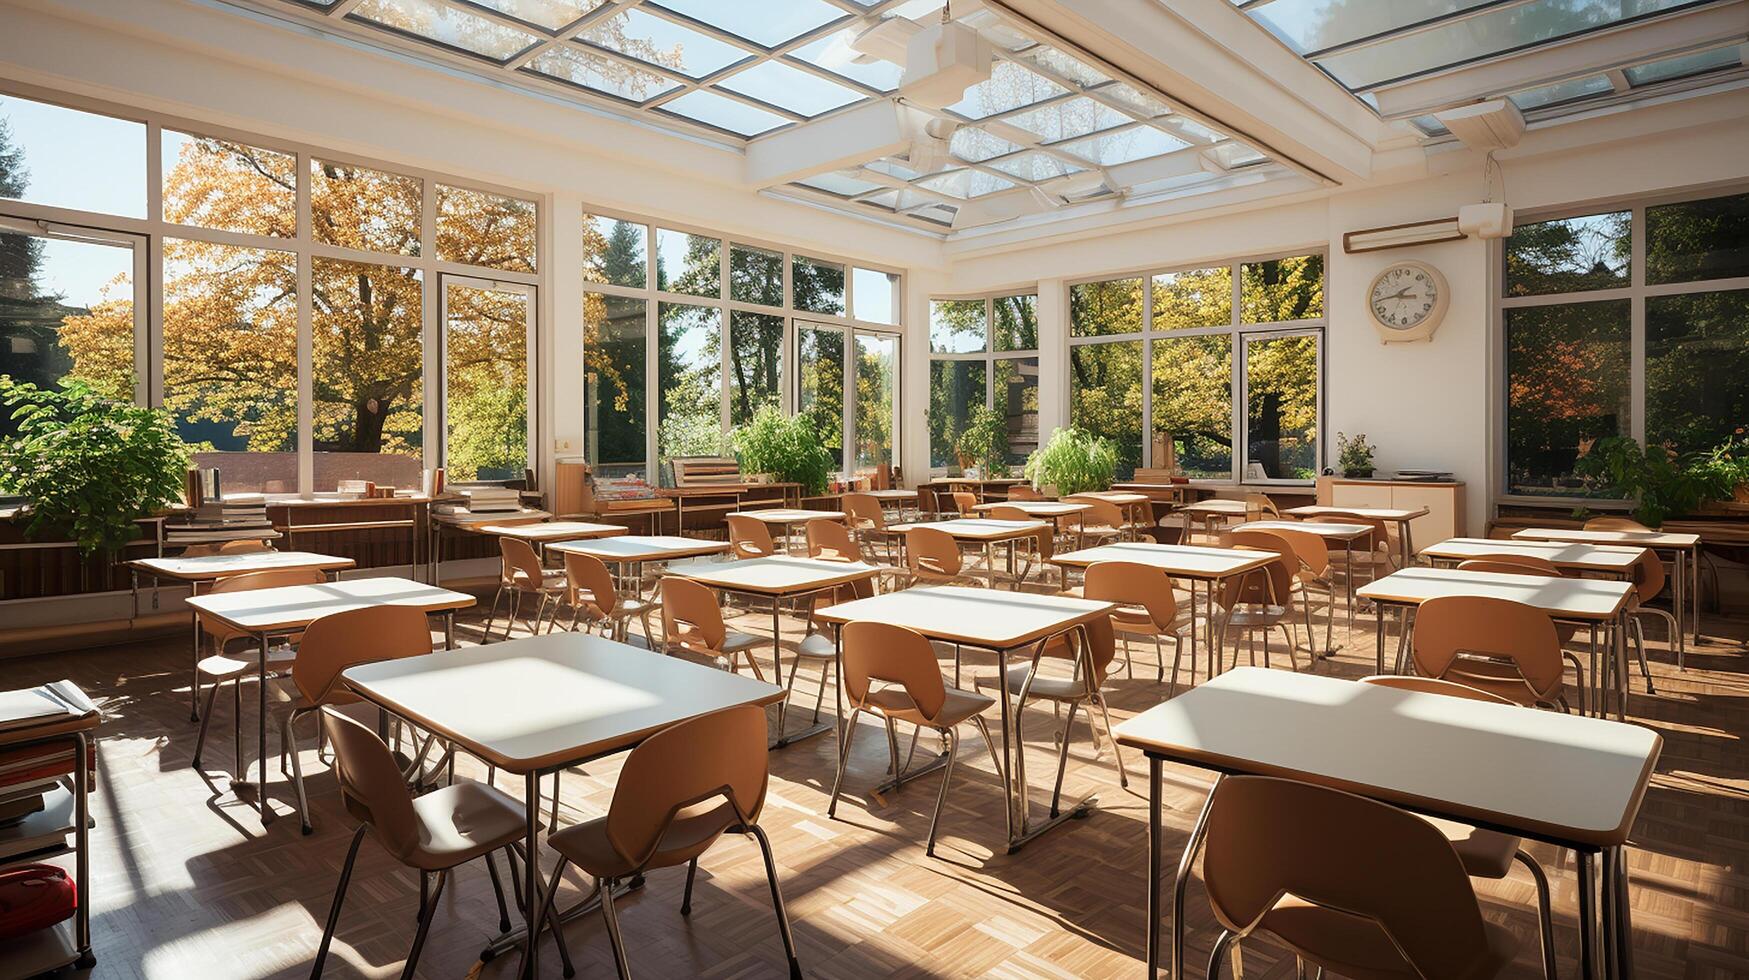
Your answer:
[0,864,77,940]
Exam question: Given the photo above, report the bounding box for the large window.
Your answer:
[1501,190,1749,496]
[1070,254,1324,481]
[928,293,1038,470]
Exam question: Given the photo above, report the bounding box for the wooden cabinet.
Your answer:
[1316,477,1466,548]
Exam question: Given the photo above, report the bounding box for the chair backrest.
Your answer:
[950,491,978,517]
[840,621,948,721]
[726,515,776,559]
[660,576,725,653]
[1585,516,1649,532]
[1243,492,1279,520]
[184,539,276,557]
[987,504,1029,522]
[1268,526,1330,578]
[499,537,546,588]
[1311,513,1392,555]
[1202,775,1494,980]
[1357,674,1516,705]
[563,550,619,617]
[1074,497,1127,530]
[605,704,769,868]
[916,485,944,517]
[1455,555,1562,577]
[293,605,433,706]
[806,518,858,562]
[1084,561,1177,633]
[202,567,329,645]
[841,492,886,530]
[985,505,1054,563]
[1628,548,1665,604]
[321,707,421,860]
[1009,484,1045,501]
[1412,595,1565,702]
[1220,530,1295,609]
[905,526,963,577]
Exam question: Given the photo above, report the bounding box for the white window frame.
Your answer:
[925,291,1039,475]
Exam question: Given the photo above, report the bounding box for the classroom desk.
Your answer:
[1116,667,1660,980]
[126,551,357,722]
[473,520,628,561]
[887,518,1050,588]
[972,500,1090,547]
[1235,520,1374,634]
[668,556,878,746]
[185,577,474,823]
[1513,527,1701,657]
[548,535,729,598]
[727,508,845,555]
[1356,566,1635,719]
[342,634,783,980]
[814,586,1116,853]
[1422,537,1646,576]
[1284,504,1429,567]
[1176,499,1248,541]
[925,477,1026,503]
[1071,491,1152,532]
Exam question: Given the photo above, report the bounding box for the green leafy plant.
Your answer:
[0,377,190,555]
[1699,429,1749,502]
[1574,435,1731,527]
[955,404,1011,478]
[731,405,836,497]
[1336,431,1376,478]
[1023,426,1116,497]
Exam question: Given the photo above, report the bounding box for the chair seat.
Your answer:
[796,633,837,661]
[198,645,297,679]
[404,780,530,871]
[1263,895,1518,980]
[862,686,993,729]
[992,662,1093,702]
[1423,816,1520,879]
[1223,606,1290,628]
[549,804,737,879]
[509,569,567,592]
[722,631,764,655]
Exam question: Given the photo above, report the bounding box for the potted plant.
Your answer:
[1023,427,1116,497]
[730,405,835,497]
[1702,429,1749,503]
[1574,435,1732,527]
[955,404,1011,480]
[0,377,190,556]
[1336,431,1376,479]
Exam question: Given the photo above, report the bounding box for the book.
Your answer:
[0,691,67,735]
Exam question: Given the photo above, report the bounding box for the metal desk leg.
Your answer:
[1146,756,1163,979]
[1400,519,1414,568]
[1615,612,1628,721]
[1578,851,1599,980]
[1602,847,1620,980]
[996,645,1017,846]
[1375,604,1387,674]
[985,541,997,589]
[512,772,542,980]
[73,731,91,963]
[1613,844,1635,979]
[1672,549,1686,666]
[1172,775,1222,980]
[1186,579,1199,678]
[444,612,455,650]
[257,632,271,824]
[189,581,203,723]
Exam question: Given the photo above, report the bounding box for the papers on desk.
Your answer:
[0,683,96,736]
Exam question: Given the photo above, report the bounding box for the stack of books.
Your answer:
[165,493,273,545]
[433,486,521,516]
[591,473,658,502]
[0,682,98,861]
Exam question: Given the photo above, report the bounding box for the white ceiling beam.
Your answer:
[743,98,912,185]
[1370,0,1749,118]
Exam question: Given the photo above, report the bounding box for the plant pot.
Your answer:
[1343,468,1374,479]
[1734,481,1749,504]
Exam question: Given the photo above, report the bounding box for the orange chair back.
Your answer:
[806,518,859,562]
[660,576,726,654]
[1412,595,1565,702]
[1243,492,1279,520]
[1584,516,1649,532]
[293,605,432,706]
[1311,513,1391,555]
[1268,526,1330,578]
[950,491,978,517]
[321,707,421,860]
[1455,555,1562,577]
[1084,561,1178,633]
[841,621,947,721]
[905,526,964,577]
[726,515,776,559]
[499,537,546,589]
[1073,497,1126,531]
[1039,614,1119,688]
[563,550,619,618]
[605,705,769,868]
[1008,485,1045,501]
[842,493,886,531]
[1220,530,1295,609]
[1628,549,1665,604]
[202,567,328,647]
[1357,674,1516,705]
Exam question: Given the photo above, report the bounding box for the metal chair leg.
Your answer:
[483,849,512,934]
[925,728,960,856]
[680,857,698,915]
[284,707,313,834]
[748,824,804,980]
[232,677,243,781]
[310,824,366,979]
[885,716,901,776]
[1515,849,1559,980]
[536,859,577,978]
[192,677,223,768]
[401,869,446,980]
[1208,928,1237,979]
[1092,692,1129,790]
[1050,701,1079,818]
[827,708,861,819]
[483,586,504,640]
[599,875,632,980]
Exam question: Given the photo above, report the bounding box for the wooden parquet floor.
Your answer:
[7,585,1749,979]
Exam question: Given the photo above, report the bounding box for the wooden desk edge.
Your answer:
[813,600,1116,650]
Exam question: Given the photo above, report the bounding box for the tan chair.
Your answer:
[1084,560,1188,691]
[805,517,858,563]
[1359,675,1558,978]
[311,708,531,980]
[1584,516,1650,532]
[563,550,654,644]
[841,492,897,563]
[950,490,979,517]
[1412,595,1585,713]
[828,622,1002,855]
[726,514,777,559]
[1215,530,1303,673]
[1456,555,1562,577]
[191,567,328,775]
[1201,775,1519,980]
[987,504,1058,588]
[1243,491,1280,521]
[1311,513,1397,586]
[538,706,801,980]
[1624,548,1681,681]
[180,538,276,557]
[1267,526,1337,656]
[916,485,949,521]
[658,576,765,680]
[903,525,979,587]
[278,605,434,834]
[1008,484,1046,501]
[1066,495,1127,543]
[485,537,567,640]
[981,614,1130,800]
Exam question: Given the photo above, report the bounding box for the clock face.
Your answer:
[1370,264,1440,330]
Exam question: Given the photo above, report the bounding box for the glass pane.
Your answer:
[1070,278,1143,337]
[717,61,863,117]
[993,294,1037,351]
[0,94,145,218]
[1647,289,1749,455]
[163,239,297,493]
[793,255,845,315]
[1507,75,1611,112]
[312,159,422,256]
[445,282,528,482]
[162,131,296,237]
[435,185,537,273]
[581,8,749,78]
[1245,0,1497,55]
[930,299,986,354]
[1626,46,1742,86]
[1013,46,1110,87]
[951,127,1023,163]
[1153,335,1232,479]
[789,32,902,92]
[1505,211,1630,296]
[1070,341,1143,479]
[1153,266,1233,330]
[1240,254,1323,322]
[1504,300,1630,495]
[730,244,783,306]
[1057,125,1187,166]
[311,259,425,489]
[728,310,783,424]
[464,0,606,32]
[984,150,1085,183]
[1243,333,1319,481]
[529,46,683,102]
[584,292,647,477]
[655,228,720,297]
[929,359,986,468]
[947,61,1069,119]
[798,324,846,469]
[855,332,898,473]
[583,214,647,288]
[1004,97,1131,143]
[650,0,846,47]
[657,302,723,460]
[350,0,540,60]
[1646,192,1749,285]
[852,267,897,324]
[659,89,791,137]
[994,356,1039,465]
[796,171,886,197]
[0,233,136,430]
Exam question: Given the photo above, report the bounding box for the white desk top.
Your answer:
[859,489,918,501]
[1285,505,1430,521]
[549,535,730,562]
[1114,667,1660,847]
[1179,499,1249,515]
[434,508,550,527]
[972,501,1090,517]
[184,577,475,633]
[669,556,877,596]
[1074,491,1149,506]
[1512,527,1699,549]
[1237,520,1373,540]
[887,518,1049,541]
[728,509,845,524]
[127,551,356,582]
[1356,566,1632,620]
[475,521,629,542]
[343,633,783,773]
[815,585,1116,650]
[1421,537,1646,572]
[1050,541,1273,580]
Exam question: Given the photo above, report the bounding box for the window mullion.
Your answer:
[1630,204,1647,445]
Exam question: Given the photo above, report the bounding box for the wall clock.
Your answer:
[1367,260,1449,343]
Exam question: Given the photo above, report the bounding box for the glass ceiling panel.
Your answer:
[863,187,938,211]
[460,0,606,32]
[797,171,887,197]
[915,168,1018,199]
[1091,80,1173,118]
[658,89,790,135]
[1625,44,1742,85]
[1003,96,1132,142]
[1508,73,1613,111]
[349,0,541,60]
[787,32,903,91]
[1012,46,1111,87]
[912,204,958,225]
[983,150,1086,182]
[528,45,683,101]
[866,158,924,181]
[579,7,751,78]
[1057,125,1189,165]
[950,126,1023,162]
[648,0,848,48]
[719,60,863,116]
[947,61,1069,118]
[1246,0,1499,56]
